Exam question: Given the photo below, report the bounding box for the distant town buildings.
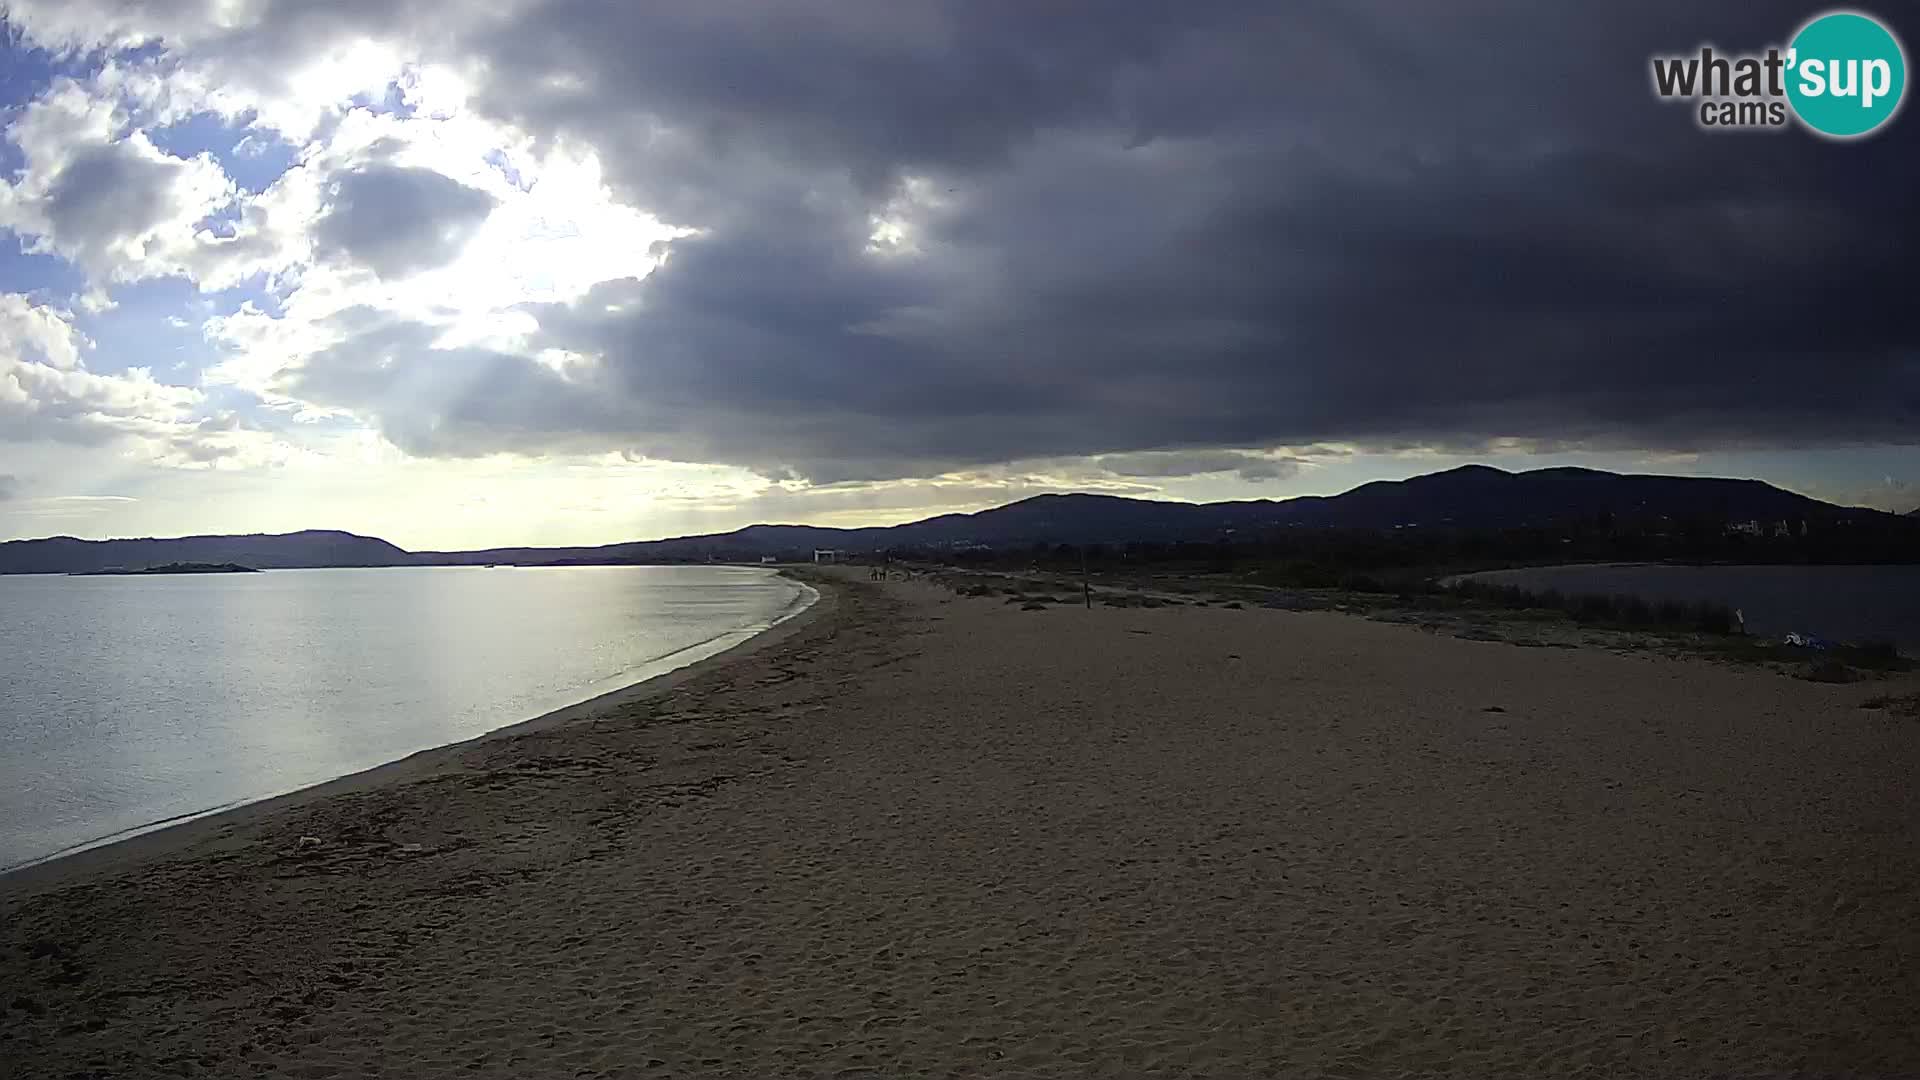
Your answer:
[1726,519,1809,538]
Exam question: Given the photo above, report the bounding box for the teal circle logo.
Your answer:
[1786,11,1907,137]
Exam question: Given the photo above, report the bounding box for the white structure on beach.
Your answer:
[812,549,843,564]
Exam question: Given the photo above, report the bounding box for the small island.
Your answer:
[72,563,262,576]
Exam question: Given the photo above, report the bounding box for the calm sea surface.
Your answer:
[1456,564,1920,651]
[0,565,813,870]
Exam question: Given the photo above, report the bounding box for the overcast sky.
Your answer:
[2,1,1915,548]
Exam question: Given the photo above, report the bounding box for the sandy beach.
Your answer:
[5,568,1919,1077]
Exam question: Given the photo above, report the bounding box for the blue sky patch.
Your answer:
[151,113,300,195]
[0,231,88,299]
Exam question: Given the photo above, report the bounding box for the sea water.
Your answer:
[0,564,812,870]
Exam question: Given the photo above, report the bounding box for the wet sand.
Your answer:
[5,569,1918,1077]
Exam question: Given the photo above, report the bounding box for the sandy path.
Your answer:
[4,570,1918,1077]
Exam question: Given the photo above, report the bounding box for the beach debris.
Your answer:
[1483,705,1506,713]
[1784,632,1833,650]
[296,835,323,849]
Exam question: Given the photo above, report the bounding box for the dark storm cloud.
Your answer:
[279,309,630,458]
[249,1,1920,477]
[44,144,181,234]
[312,164,498,279]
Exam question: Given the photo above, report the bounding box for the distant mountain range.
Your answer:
[0,465,1903,574]
[0,530,414,575]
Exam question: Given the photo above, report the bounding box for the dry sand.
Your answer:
[4,568,1919,1078]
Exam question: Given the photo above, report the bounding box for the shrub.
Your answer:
[1692,605,1736,635]
[1446,580,1739,636]
[1855,638,1903,663]
[1617,595,1653,625]
[1575,594,1614,621]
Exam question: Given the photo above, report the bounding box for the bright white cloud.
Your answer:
[0,79,237,286]
[200,108,680,406]
[0,294,90,370]
[2,295,197,441]
[0,292,285,469]
[7,1,461,141]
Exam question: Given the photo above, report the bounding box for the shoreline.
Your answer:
[1436,560,1656,587]
[0,570,829,896]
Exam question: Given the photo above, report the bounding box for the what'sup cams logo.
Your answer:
[1651,10,1907,137]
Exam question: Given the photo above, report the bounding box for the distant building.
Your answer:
[812,549,842,564]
